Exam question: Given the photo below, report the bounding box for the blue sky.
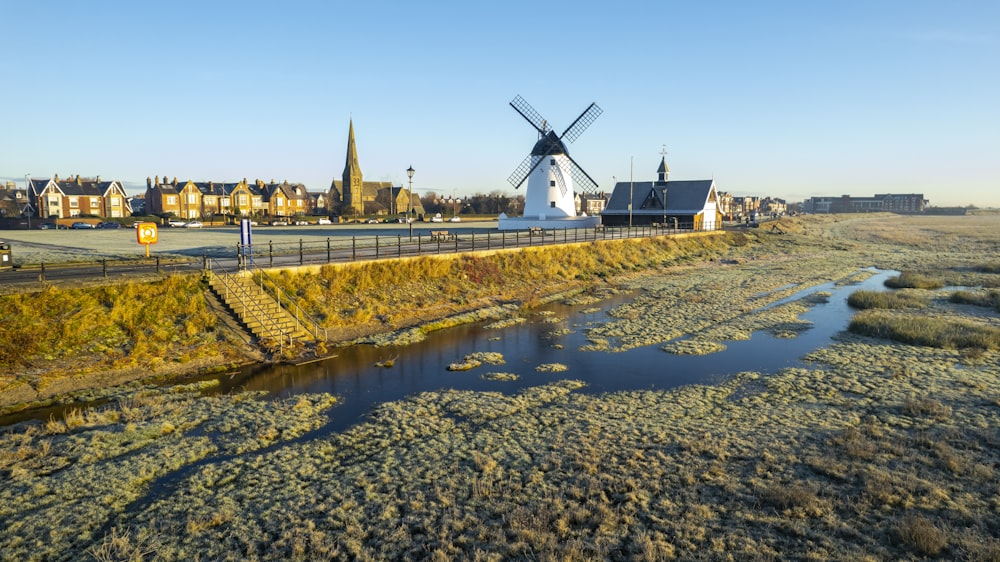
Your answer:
[2,1,998,207]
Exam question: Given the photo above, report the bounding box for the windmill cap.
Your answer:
[531,131,568,156]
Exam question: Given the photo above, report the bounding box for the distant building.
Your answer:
[27,175,131,219]
[601,157,721,229]
[0,185,29,218]
[804,193,927,214]
[576,191,609,216]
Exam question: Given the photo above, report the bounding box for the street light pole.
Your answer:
[24,174,31,229]
[406,165,415,239]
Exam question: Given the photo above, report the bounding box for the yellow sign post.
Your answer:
[136,222,158,257]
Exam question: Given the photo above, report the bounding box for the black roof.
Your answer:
[531,131,568,156]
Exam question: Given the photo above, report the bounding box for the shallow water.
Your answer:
[213,269,896,433]
[1,269,896,430]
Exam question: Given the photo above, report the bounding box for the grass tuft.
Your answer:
[884,271,945,290]
[849,310,1000,350]
[847,290,928,309]
[895,514,947,556]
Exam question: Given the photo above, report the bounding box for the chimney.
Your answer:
[147,177,152,189]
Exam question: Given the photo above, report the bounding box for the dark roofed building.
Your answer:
[601,157,721,230]
[28,174,131,219]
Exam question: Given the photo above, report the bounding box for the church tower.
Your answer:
[342,119,364,215]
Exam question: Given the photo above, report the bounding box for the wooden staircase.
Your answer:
[208,270,311,347]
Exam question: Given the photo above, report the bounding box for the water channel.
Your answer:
[1,269,895,430]
[212,268,895,433]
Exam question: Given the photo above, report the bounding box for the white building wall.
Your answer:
[522,154,577,219]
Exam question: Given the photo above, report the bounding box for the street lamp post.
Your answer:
[24,174,31,229]
[406,165,415,239]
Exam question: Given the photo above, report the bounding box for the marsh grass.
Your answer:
[847,289,929,309]
[950,289,1000,311]
[849,310,1000,350]
[884,271,945,289]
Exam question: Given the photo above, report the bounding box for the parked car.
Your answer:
[167,219,186,228]
[431,214,443,223]
[71,222,96,229]
[184,221,203,228]
[271,220,289,226]
[316,218,332,225]
[366,218,379,224]
[449,216,461,223]
[294,220,309,226]
[38,223,53,230]
[97,222,121,229]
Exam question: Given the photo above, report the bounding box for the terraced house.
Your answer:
[145,176,299,220]
[258,179,313,217]
[26,175,131,219]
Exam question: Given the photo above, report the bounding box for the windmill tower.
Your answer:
[499,95,603,231]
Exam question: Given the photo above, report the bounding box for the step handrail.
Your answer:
[206,258,293,347]
[240,261,328,341]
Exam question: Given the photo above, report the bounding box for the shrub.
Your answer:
[884,271,944,289]
[896,514,947,556]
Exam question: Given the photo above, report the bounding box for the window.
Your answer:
[167,196,177,205]
[550,159,556,165]
[238,195,248,206]
[90,197,100,207]
[550,201,556,208]
[550,181,556,187]
[187,193,198,204]
[69,198,79,208]
[110,197,120,207]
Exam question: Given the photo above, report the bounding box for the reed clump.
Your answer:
[847,289,929,309]
[949,289,1000,311]
[849,310,1000,350]
[884,271,945,290]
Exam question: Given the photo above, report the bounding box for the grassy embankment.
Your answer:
[0,232,738,409]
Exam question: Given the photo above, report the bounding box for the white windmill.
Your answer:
[498,95,603,231]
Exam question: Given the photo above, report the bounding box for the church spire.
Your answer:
[342,119,365,215]
[343,119,362,179]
